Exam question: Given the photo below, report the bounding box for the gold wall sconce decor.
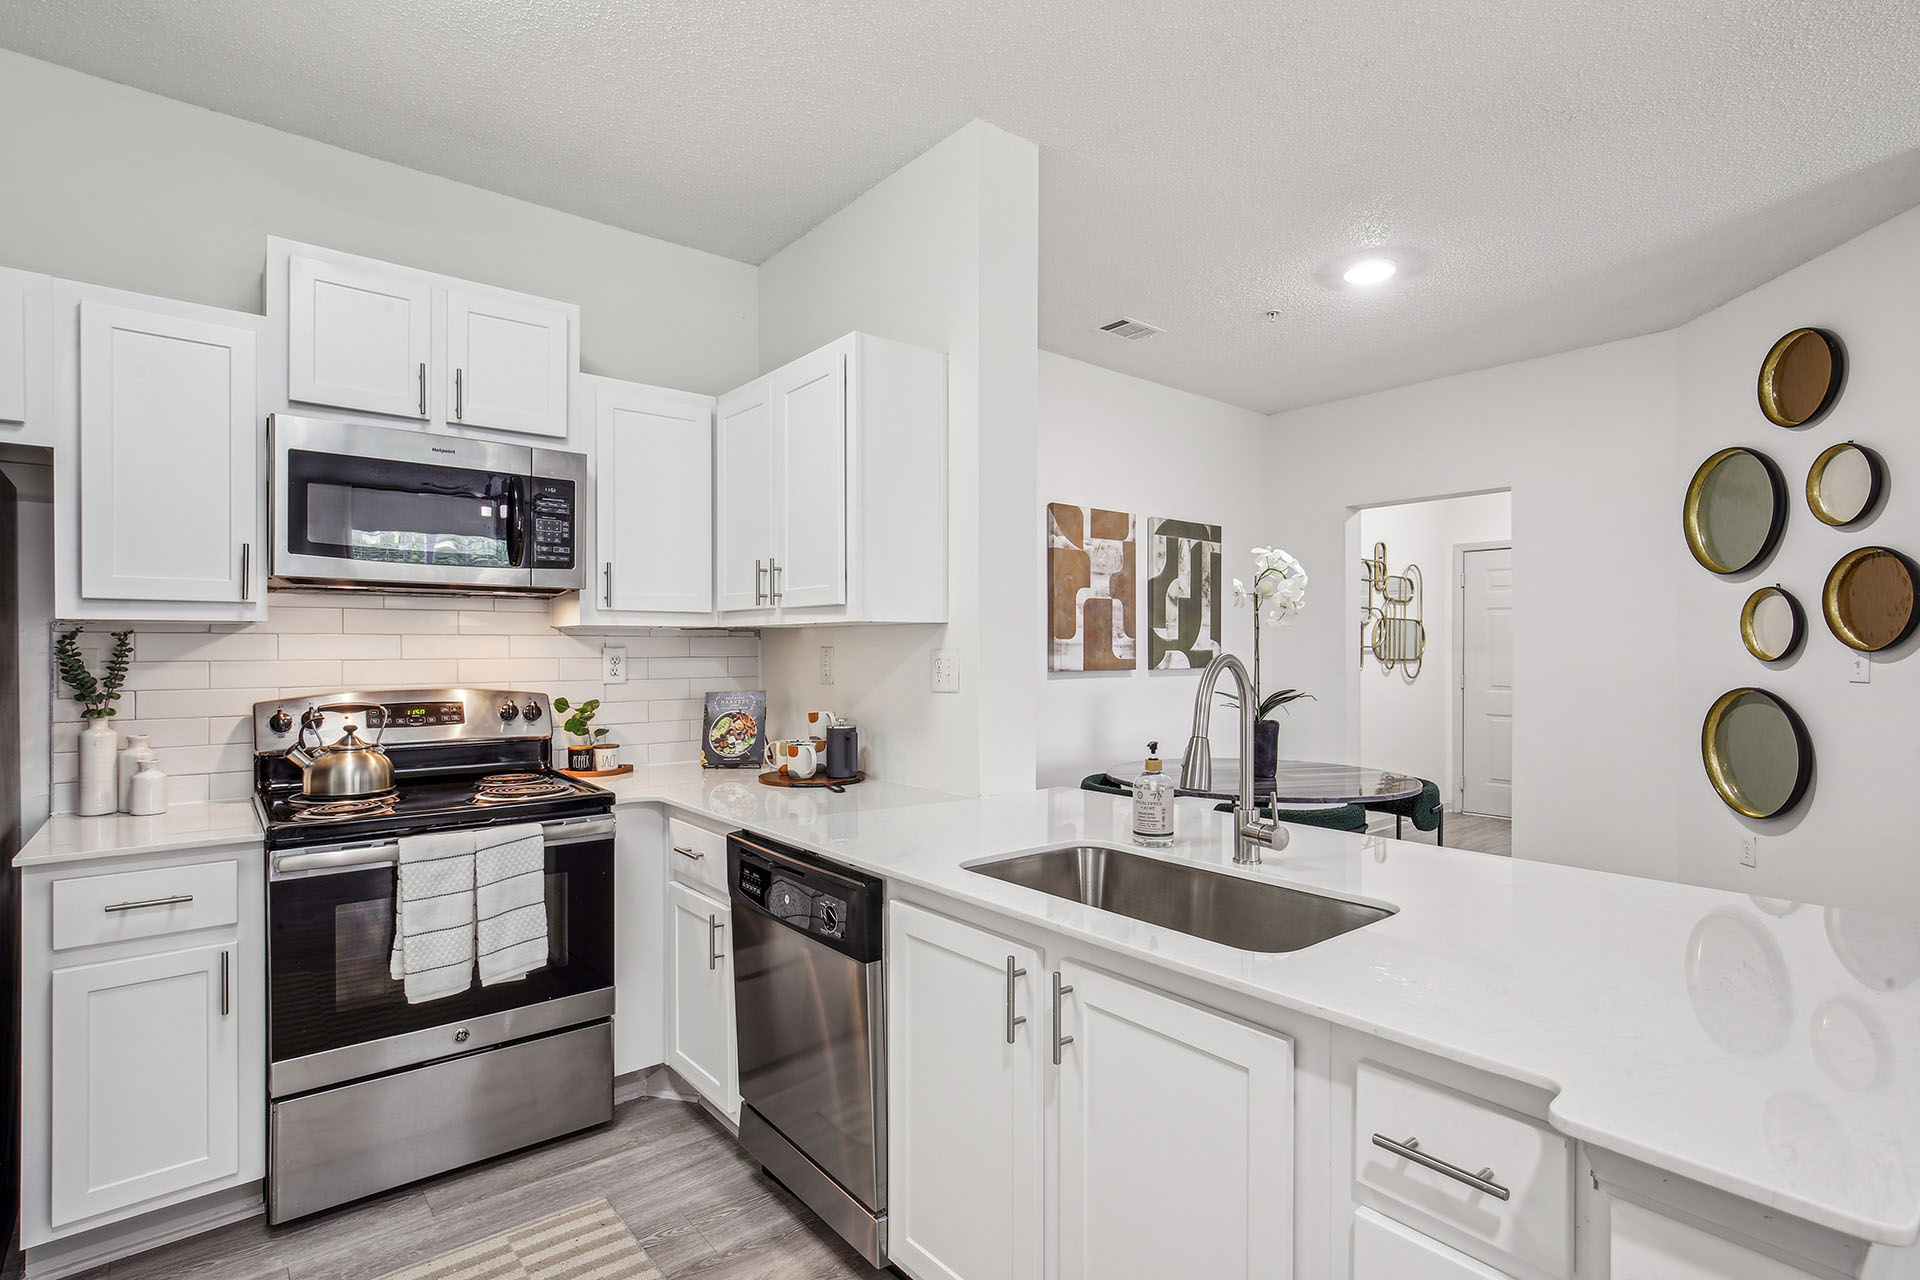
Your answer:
[1359,542,1425,677]
[1740,586,1805,663]
[1757,327,1844,427]
[1806,442,1885,527]
[1702,687,1813,819]
[1823,547,1918,653]
[1684,447,1787,575]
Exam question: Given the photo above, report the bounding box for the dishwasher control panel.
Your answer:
[728,833,883,963]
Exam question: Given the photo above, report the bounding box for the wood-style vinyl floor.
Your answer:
[69,1097,891,1280]
[1368,811,1513,857]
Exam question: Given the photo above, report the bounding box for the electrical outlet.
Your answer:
[1740,835,1759,868]
[602,646,626,684]
[932,648,960,694]
[819,645,835,686]
[1850,653,1871,684]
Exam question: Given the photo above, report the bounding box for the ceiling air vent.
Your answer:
[1098,317,1164,341]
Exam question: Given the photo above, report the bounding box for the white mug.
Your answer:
[765,738,819,779]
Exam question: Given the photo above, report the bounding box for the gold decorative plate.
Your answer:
[1823,547,1918,652]
[1702,688,1812,819]
[1758,328,1843,427]
[1740,586,1803,662]
[1684,447,1786,575]
[1806,442,1883,527]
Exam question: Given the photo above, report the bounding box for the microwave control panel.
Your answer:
[528,478,576,570]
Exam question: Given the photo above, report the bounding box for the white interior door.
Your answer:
[446,290,569,438]
[887,904,1045,1280]
[715,383,776,613]
[79,302,257,603]
[595,383,713,613]
[667,881,737,1120]
[1056,963,1293,1280]
[287,254,430,419]
[50,944,239,1226]
[1458,544,1514,818]
[771,347,847,609]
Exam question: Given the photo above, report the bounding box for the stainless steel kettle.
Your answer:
[285,702,395,798]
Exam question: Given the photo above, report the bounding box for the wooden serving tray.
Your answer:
[560,764,635,778]
[757,770,866,789]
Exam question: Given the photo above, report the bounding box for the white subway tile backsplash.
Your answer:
[48,596,757,812]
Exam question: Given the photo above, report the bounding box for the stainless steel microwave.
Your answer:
[269,414,587,595]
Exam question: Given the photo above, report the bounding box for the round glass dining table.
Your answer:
[1102,758,1423,805]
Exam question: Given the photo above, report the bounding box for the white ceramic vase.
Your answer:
[77,720,118,816]
[118,733,157,812]
[128,760,169,816]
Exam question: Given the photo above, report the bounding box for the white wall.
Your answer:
[2,461,53,837]
[0,49,758,395]
[1355,492,1511,802]
[756,121,1040,795]
[1034,352,1277,787]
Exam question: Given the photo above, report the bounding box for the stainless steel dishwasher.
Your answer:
[728,832,887,1266]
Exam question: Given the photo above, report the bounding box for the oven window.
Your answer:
[271,842,612,1069]
[287,449,513,567]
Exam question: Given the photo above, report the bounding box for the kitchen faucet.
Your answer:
[1179,653,1286,865]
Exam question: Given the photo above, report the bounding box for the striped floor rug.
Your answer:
[378,1198,664,1280]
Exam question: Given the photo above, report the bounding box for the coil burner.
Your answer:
[286,795,398,822]
[473,773,576,804]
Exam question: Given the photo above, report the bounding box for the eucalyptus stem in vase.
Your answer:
[1230,548,1313,781]
[56,627,133,815]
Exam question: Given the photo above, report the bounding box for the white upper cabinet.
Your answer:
[0,266,54,446]
[67,293,263,617]
[287,253,431,420]
[716,332,945,625]
[715,380,777,613]
[552,375,714,626]
[269,238,579,444]
[445,290,569,438]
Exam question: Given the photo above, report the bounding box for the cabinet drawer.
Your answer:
[1354,1208,1513,1279]
[1355,1062,1572,1279]
[1609,1202,1820,1280]
[52,861,239,951]
[667,818,728,896]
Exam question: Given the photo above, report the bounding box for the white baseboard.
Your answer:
[25,1184,262,1280]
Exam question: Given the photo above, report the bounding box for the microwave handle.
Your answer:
[505,475,529,569]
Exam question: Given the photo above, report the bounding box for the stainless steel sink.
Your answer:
[967,844,1393,952]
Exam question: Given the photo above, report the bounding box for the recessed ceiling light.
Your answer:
[1341,257,1398,287]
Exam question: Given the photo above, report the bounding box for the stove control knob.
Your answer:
[300,705,324,731]
[268,710,294,735]
[522,700,544,723]
[498,700,520,723]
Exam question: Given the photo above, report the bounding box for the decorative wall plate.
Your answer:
[1806,442,1884,527]
[1684,447,1787,575]
[1823,547,1918,652]
[1702,688,1812,819]
[1757,327,1843,427]
[1740,586,1804,662]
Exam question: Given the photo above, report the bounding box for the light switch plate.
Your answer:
[819,645,835,686]
[932,648,959,693]
[602,646,626,684]
[1850,654,1871,684]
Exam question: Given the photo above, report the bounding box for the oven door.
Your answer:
[267,816,614,1097]
[270,414,539,590]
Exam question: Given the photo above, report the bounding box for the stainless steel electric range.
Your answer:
[252,688,615,1223]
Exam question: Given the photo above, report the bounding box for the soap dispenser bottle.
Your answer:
[1132,741,1175,848]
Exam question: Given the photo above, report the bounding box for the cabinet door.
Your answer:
[79,303,258,604]
[595,383,712,613]
[887,905,1045,1280]
[1609,1201,1820,1280]
[668,881,738,1120]
[50,943,239,1227]
[1354,1209,1512,1279]
[287,254,430,419]
[1056,963,1294,1280]
[715,382,776,613]
[770,346,847,609]
[446,290,569,438]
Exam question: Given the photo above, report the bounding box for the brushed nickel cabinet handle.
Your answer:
[674,845,704,860]
[417,362,427,417]
[104,894,193,913]
[454,367,465,421]
[1052,971,1074,1065]
[240,543,251,601]
[708,914,723,970]
[219,950,231,1017]
[603,561,613,607]
[1006,956,1027,1044]
[754,559,767,606]
[1370,1134,1511,1201]
[769,558,783,605]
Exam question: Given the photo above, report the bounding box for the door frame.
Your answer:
[1453,541,1512,816]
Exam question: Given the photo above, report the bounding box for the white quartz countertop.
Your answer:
[604,764,1920,1247]
[13,801,263,867]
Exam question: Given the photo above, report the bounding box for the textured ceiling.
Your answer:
[5,0,1920,412]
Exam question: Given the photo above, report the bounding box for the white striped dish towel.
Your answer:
[388,829,478,1004]
[476,822,549,986]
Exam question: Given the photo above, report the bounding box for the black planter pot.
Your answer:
[1252,720,1279,781]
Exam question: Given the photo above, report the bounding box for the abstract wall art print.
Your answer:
[1147,517,1222,670]
[1047,503,1136,672]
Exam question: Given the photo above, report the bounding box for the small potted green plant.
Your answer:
[55,627,133,815]
[551,697,612,771]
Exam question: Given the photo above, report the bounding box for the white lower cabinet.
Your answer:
[49,944,241,1227]
[1608,1202,1820,1280]
[887,903,1294,1280]
[667,879,739,1121]
[1354,1208,1512,1278]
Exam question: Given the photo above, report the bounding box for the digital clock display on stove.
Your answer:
[378,701,466,727]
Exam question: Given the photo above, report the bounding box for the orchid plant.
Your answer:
[1231,547,1313,721]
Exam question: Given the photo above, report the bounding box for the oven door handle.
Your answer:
[272,816,615,876]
